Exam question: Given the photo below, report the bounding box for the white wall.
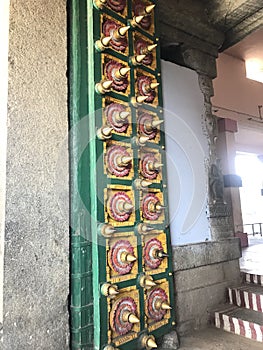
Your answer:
[162,60,210,245]
[0,0,10,328]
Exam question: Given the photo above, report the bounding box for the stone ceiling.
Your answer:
[158,0,263,53]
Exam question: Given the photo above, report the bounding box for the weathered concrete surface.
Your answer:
[179,326,263,350]
[4,0,69,349]
[172,238,241,272]
[174,259,241,335]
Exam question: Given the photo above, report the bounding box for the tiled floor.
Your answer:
[240,236,263,274]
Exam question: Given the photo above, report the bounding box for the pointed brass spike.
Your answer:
[128,313,140,324]
[156,203,166,211]
[96,80,113,94]
[102,80,113,90]
[95,36,112,51]
[147,337,158,349]
[115,67,130,80]
[137,95,148,104]
[156,250,169,259]
[139,135,150,145]
[108,286,119,296]
[122,311,140,324]
[97,126,113,140]
[151,120,164,128]
[126,254,137,263]
[137,223,154,234]
[118,25,130,36]
[136,54,147,63]
[101,36,112,47]
[141,180,152,188]
[148,43,158,52]
[123,202,134,211]
[101,283,119,297]
[153,162,164,169]
[131,54,147,65]
[119,111,130,119]
[119,67,130,77]
[121,252,137,263]
[143,43,158,54]
[140,275,157,289]
[93,0,107,9]
[161,301,172,310]
[101,224,116,237]
[117,156,132,166]
[145,82,159,92]
[150,82,160,90]
[145,4,156,14]
[134,15,144,24]
[145,279,157,287]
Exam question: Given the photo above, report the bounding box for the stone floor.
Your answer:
[178,327,263,350]
[240,236,263,274]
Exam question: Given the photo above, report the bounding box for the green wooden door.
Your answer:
[70,1,175,349]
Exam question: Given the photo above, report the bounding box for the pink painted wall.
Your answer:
[212,53,263,120]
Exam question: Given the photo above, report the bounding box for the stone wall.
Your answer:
[173,239,242,335]
[4,0,69,349]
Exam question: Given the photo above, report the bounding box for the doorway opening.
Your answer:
[236,152,263,274]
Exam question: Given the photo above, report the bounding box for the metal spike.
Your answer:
[134,15,144,24]
[119,25,130,36]
[119,67,130,77]
[123,202,134,211]
[145,82,159,92]
[115,67,130,80]
[128,313,140,323]
[93,0,107,9]
[137,95,148,104]
[139,135,150,145]
[121,252,137,263]
[96,80,113,94]
[131,54,147,65]
[153,162,164,169]
[145,4,156,14]
[151,120,163,128]
[108,286,119,296]
[95,36,112,51]
[137,223,154,234]
[156,250,169,259]
[119,111,130,119]
[97,126,113,140]
[143,43,158,54]
[101,224,116,237]
[155,203,166,211]
[140,275,157,289]
[102,80,113,90]
[147,338,158,349]
[136,54,147,63]
[150,82,160,90]
[117,156,132,166]
[161,301,172,310]
[101,36,112,46]
[101,283,119,297]
[141,180,152,188]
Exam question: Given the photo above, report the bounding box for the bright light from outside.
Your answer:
[245,59,263,83]
[235,152,263,229]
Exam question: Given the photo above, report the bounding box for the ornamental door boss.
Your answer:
[69,1,175,349]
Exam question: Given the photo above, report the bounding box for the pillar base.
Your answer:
[160,330,180,349]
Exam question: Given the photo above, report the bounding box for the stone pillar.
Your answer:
[217,118,245,239]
